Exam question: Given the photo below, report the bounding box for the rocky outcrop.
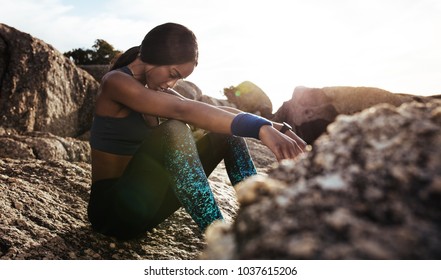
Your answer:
[273,86,436,144]
[0,127,90,162]
[0,23,99,137]
[203,100,441,259]
[224,81,273,118]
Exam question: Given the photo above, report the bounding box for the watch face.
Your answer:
[281,122,292,133]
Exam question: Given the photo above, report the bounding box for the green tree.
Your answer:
[63,48,93,65]
[64,39,121,65]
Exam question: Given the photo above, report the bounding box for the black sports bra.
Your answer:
[89,66,153,155]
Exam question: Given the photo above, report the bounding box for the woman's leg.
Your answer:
[161,121,223,231]
[88,143,178,239]
[90,120,224,239]
[196,133,257,186]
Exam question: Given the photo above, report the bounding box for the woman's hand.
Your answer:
[258,125,307,162]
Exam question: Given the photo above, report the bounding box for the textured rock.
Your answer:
[224,81,273,118]
[203,100,441,259]
[172,79,203,100]
[0,23,99,137]
[0,128,90,162]
[272,86,436,144]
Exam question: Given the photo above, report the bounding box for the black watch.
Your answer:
[280,122,293,134]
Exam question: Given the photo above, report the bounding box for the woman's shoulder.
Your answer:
[100,70,138,94]
[101,69,125,83]
[97,70,131,102]
[98,69,149,112]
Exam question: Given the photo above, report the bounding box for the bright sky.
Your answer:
[1,0,441,109]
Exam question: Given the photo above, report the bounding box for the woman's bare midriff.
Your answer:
[91,149,133,183]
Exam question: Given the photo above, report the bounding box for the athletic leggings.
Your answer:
[87,120,257,239]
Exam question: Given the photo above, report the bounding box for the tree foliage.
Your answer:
[64,39,121,65]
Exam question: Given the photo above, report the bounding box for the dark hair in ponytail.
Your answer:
[110,46,140,71]
[110,22,198,71]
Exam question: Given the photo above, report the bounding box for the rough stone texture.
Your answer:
[172,79,203,100]
[0,128,90,162]
[272,86,437,144]
[0,23,99,137]
[224,81,273,118]
[203,100,441,259]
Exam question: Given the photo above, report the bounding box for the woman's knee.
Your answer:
[161,120,192,137]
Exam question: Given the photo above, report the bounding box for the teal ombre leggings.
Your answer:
[87,120,257,239]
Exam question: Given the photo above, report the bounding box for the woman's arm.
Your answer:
[100,72,233,132]
[217,106,307,155]
[101,72,306,160]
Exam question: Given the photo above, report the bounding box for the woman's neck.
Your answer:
[128,58,150,85]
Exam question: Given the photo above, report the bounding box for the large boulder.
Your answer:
[203,100,441,259]
[272,86,436,144]
[172,79,203,100]
[0,23,99,137]
[224,81,273,118]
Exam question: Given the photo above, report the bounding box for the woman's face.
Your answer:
[144,61,195,91]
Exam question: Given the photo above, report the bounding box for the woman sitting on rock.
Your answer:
[87,22,306,239]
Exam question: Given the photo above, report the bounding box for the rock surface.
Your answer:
[172,79,203,100]
[0,128,90,162]
[224,81,273,118]
[273,86,437,144]
[203,100,441,259]
[0,23,99,137]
